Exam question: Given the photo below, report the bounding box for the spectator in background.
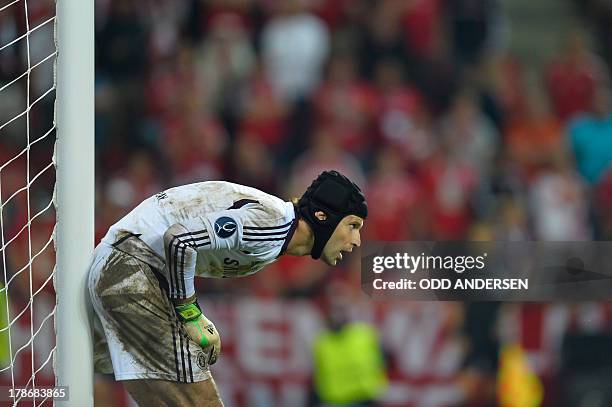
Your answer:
[147,0,189,62]
[482,53,527,124]
[419,139,478,239]
[357,0,415,81]
[313,0,370,56]
[529,152,592,240]
[567,86,612,185]
[439,89,499,181]
[261,0,330,103]
[574,0,612,82]
[288,126,366,200]
[146,45,198,118]
[96,183,130,244]
[97,0,148,148]
[365,147,423,241]
[496,197,530,241]
[162,99,228,184]
[462,59,507,132]
[313,53,378,158]
[238,62,289,150]
[506,85,563,180]
[400,0,444,60]
[311,283,388,407]
[374,58,436,166]
[545,30,609,123]
[228,132,278,194]
[196,12,256,115]
[147,45,229,185]
[104,150,163,208]
[456,302,500,407]
[594,169,612,239]
[445,0,503,69]
[309,0,354,30]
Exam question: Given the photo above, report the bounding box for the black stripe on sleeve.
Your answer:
[243,229,290,237]
[167,230,210,299]
[243,220,293,230]
[243,237,287,242]
[170,236,210,299]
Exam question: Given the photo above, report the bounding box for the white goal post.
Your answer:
[54,0,94,405]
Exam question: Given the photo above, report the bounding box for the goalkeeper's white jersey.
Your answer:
[101,181,297,281]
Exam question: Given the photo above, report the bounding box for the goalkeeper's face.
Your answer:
[321,215,364,266]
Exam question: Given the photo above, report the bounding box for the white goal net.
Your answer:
[1,0,57,405]
[1,0,93,405]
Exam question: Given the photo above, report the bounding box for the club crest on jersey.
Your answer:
[214,216,237,238]
[196,351,208,370]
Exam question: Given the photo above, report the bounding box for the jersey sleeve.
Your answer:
[163,202,296,300]
[163,209,243,301]
[239,208,296,256]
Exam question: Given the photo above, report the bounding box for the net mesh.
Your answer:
[0,0,57,405]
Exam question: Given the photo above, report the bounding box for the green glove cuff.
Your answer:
[175,302,202,322]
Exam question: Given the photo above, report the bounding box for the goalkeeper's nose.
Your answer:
[351,231,361,248]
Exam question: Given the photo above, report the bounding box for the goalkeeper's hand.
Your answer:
[174,299,221,365]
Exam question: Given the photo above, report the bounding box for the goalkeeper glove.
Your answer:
[174,299,221,365]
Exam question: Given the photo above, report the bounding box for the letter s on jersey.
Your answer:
[214,216,237,238]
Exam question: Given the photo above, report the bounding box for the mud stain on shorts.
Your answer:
[93,236,209,382]
[95,249,183,376]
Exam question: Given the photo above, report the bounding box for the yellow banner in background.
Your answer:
[498,343,544,407]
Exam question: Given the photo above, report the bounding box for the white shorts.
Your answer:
[88,235,212,383]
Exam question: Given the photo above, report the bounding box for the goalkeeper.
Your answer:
[88,171,367,406]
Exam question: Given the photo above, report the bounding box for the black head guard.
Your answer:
[297,170,367,259]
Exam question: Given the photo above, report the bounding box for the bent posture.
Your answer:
[89,170,367,406]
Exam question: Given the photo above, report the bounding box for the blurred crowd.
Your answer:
[2,0,612,405]
[89,0,612,248]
